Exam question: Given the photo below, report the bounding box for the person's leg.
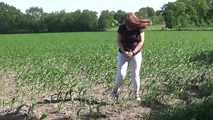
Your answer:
[112,52,128,97]
[130,52,142,100]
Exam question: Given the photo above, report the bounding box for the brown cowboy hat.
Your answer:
[126,12,152,29]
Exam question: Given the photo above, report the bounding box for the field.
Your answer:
[0,31,213,119]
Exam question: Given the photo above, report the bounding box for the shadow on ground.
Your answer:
[152,96,213,120]
[190,50,213,65]
[0,104,35,120]
[0,112,28,120]
[80,112,107,120]
[150,73,213,120]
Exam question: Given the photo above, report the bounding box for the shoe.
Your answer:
[135,94,141,101]
[136,96,141,101]
[111,91,119,101]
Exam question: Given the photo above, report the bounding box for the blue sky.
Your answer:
[1,0,176,14]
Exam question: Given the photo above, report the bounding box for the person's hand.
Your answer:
[148,20,152,26]
[125,51,133,58]
[141,19,152,27]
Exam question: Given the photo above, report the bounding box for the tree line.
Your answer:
[0,0,213,33]
[0,2,162,33]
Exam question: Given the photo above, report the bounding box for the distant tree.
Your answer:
[26,7,46,32]
[78,10,98,31]
[152,10,164,25]
[136,7,155,19]
[44,10,98,32]
[162,2,177,28]
[44,10,66,32]
[69,10,82,31]
[162,0,212,28]
[62,12,76,32]
[208,0,213,7]
[155,10,162,16]
[207,8,213,23]
[0,2,24,33]
[192,0,209,25]
[136,7,162,25]
[114,10,126,25]
[207,0,213,21]
[175,2,190,27]
[98,10,114,31]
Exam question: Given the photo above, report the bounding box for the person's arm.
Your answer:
[132,31,144,55]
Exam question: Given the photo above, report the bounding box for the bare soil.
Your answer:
[0,71,153,120]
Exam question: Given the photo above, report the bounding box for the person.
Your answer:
[112,12,151,101]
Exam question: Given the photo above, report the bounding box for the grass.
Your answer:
[0,31,213,119]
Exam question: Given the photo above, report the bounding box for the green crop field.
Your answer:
[0,31,213,119]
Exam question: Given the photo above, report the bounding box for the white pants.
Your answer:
[113,51,142,96]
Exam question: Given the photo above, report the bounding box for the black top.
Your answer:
[118,24,143,52]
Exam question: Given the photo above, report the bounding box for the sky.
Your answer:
[1,0,176,14]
